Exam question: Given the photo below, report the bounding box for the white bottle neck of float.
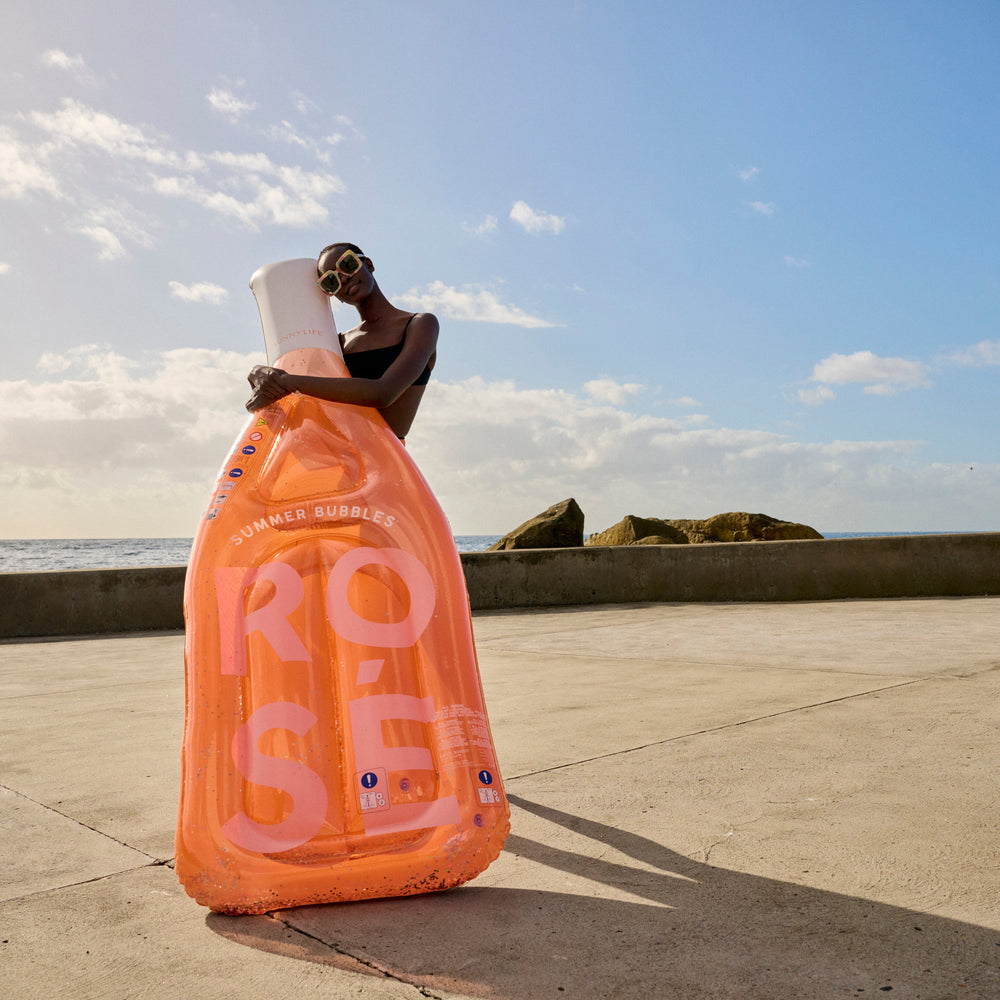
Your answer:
[249,258,344,368]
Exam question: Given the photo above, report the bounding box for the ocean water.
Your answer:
[0,536,504,573]
[0,532,970,573]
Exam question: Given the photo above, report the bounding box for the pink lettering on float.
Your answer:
[221,701,328,853]
[359,790,461,836]
[356,659,385,685]
[215,563,310,676]
[350,693,437,771]
[348,692,460,832]
[326,547,436,648]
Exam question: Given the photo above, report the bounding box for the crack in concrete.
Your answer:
[506,676,927,781]
[265,914,449,997]
[5,863,168,903]
[0,781,162,862]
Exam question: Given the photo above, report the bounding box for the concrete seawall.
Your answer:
[1,532,997,639]
[1,565,188,639]
[464,532,1000,609]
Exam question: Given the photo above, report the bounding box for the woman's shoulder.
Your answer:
[406,311,439,337]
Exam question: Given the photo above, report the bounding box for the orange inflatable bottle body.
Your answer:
[176,259,509,914]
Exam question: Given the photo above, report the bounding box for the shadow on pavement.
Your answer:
[208,794,1000,999]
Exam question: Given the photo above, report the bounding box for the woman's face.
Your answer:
[318,246,374,304]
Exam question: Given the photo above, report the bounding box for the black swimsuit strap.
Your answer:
[400,313,416,338]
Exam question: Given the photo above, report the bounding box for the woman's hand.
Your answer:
[246,365,293,412]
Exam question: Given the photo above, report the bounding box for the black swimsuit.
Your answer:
[340,314,432,386]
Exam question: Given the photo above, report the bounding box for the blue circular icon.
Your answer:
[228,468,244,478]
[478,770,493,785]
[241,445,256,455]
[361,772,379,789]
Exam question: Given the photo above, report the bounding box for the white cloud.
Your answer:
[669,396,700,407]
[76,225,126,260]
[207,87,257,122]
[168,281,230,305]
[208,151,274,173]
[158,152,344,229]
[152,174,254,225]
[15,98,344,236]
[2,349,996,536]
[322,115,363,144]
[36,350,75,375]
[797,384,837,406]
[784,256,809,268]
[396,281,557,328]
[40,49,98,85]
[406,377,994,535]
[153,171,339,229]
[41,50,86,72]
[209,152,344,201]
[463,215,498,237]
[807,350,931,397]
[738,166,760,181]
[945,340,1000,367]
[72,204,156,259]
[510,200,566,234]
[5,348,255,456]
[293,92,321,116]
[262,121,340,164]
[30,99,204,171]
[0,346,265,535]
[35,343,137,380]
[0,126,62,199]
[864,382,907,397]
[583,378,644,405]
[286,102,362,144]
[746,200,776,216]
[264,121,309,149]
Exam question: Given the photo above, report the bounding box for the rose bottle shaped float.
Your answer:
[176,258,509,914]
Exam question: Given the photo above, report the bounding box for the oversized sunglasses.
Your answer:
[317,249,365,295]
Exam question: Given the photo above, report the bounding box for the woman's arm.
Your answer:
[246,313,438,412]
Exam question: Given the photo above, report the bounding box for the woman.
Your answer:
[246,242,438,440]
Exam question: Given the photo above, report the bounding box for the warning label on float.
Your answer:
[356,768,390,812]
[431,705,494,769]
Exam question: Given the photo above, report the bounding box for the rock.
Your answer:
[696,511,823,542]
[487,498,585,550]
[584,516,688,547]
[586,512,822,545]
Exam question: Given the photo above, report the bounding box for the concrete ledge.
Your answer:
[0,565,187,639]
[462,532,1000,610]
[1,533,997,638]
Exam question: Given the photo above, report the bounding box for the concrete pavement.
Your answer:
[2,598,999,999]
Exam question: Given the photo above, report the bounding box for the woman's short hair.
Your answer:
[318,241,365,262]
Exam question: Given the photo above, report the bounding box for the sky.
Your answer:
[2,0,999,538]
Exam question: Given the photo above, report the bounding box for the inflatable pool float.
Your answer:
[175,258,509,914]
